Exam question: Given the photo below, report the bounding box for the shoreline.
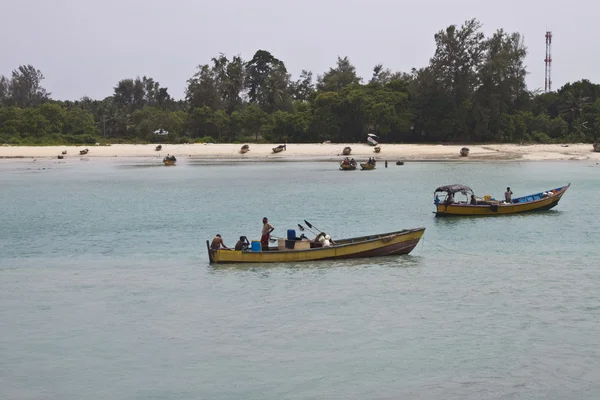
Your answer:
[1,143,599,162]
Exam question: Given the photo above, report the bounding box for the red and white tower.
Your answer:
[544,31,553,92]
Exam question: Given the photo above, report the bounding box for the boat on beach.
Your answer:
[433,183,570,216]
[272,144,286,153]
[207,227,425,264]
[593,143,600,152]
[342,146,352,155]
[240,144,250,154]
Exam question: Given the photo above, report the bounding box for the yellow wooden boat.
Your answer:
[163,156,176,166]
[360,162,375,170]
[207,228,425,264]
[434,183,570,216]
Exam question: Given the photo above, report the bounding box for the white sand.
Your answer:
[1,143,599,162]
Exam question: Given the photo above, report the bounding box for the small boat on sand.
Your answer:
[57,155,64,159]
[240,144,250,154]
[207,227,425,264]
[460,147,470,157]
[79,148,89,155]
[593,143,600,152]
[433,183,570,216]
[342,146,352,155]
[155,145,162,151]
[272,144,286,153]
[61,150,67,155]
[374,146,381,153]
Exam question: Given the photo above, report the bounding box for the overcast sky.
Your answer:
[1,0,594,100]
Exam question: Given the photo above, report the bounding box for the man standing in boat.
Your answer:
[505,187,513,203]
[261,217,274,250]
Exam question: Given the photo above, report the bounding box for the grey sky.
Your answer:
[1,0,595,100]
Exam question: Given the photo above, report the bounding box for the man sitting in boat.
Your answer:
[235,236,250,251]
[314,232,335,247]
[470,195,477,205]
[211,234,229,250]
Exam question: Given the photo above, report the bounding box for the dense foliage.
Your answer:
[2,19,600,145]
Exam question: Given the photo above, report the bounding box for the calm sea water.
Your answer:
[1,158,599,400]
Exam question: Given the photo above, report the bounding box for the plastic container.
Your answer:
[287,229,296,240]
[251,241,261,252]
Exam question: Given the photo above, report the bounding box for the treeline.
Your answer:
[1,19,600,145]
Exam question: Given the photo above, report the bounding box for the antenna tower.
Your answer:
[544,30,552,92]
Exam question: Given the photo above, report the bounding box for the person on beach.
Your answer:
[235,236,250,251]
[211,234,229,250]
[505,187,513,203]
[261,217,274,250]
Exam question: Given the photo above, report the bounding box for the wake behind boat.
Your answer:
[207,227,425,264]
[434,183,570,216]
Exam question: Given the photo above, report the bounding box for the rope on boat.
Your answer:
[421,238,488,259]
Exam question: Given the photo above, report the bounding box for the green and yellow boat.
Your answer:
[434,183,570,216]
[206,227,425,264]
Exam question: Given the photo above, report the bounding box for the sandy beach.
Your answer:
[1,143,599,162]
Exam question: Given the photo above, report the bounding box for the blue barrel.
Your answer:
[287,229,296,240]
[251,241,261,252]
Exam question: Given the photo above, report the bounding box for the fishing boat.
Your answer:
[155,145,162,151]
[374,146,381,153]
[163,155,177,166]
[396,161,404,166]
[207,227,425,264]
[57,154,64,159]
[433,183,570,216]
[339,158,357,170]
[61,150,67,155]
[272,144,286,153]
[342,146,352,155]
[593,143,600,152]
[360,162,376,170]
[460,147,470,157]
[240,144,250,154]
[79,148,89,155]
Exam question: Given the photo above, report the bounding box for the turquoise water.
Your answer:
[1,158,599,399]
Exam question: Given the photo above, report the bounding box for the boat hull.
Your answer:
[339,163,357,170]
[163,160,176,166]
[435,184,570,216]
[207,228,425,264]
[360,163,375,170]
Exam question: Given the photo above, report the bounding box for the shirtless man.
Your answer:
[210,234,229,250]
[260,217,274,250]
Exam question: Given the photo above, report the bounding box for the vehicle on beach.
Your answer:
[433,184,571,216]
[367,134,378,146]
[207,227,425,264]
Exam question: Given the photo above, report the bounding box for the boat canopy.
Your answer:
[434,184,474,195]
